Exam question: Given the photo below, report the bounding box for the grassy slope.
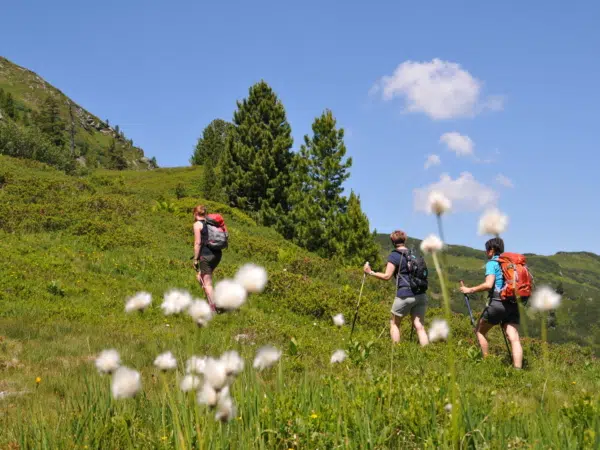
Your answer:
[0,56,151,169]
[375,234,600,352]
[0,155,599,449]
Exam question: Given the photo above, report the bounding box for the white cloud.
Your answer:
[424,154,441,170]
[371,59,503,120]
[414,172,498,213]
[495,174,514,188]
[439,132,474,156]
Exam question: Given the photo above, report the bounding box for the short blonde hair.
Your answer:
[390,230,407,246]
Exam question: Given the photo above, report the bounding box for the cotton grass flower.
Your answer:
[187,299,213,327]
[428,191,452,216]
[253,345,282,371]
[428,319,450,342]
[234,264,268,293]
[197,382,218,407]
[220,350,244,376]
[420,234,444,254]
[95,349,121,374]
[478,208,508,236]
[124,291,152,313]
[213,279,247,310]
[180,375,201,392]
[161,289,192,315]
[154,351,177,371]
[111,366,142,399]
[186,356,207,375]
[330,349,347,364]
[203,357,228,390]
[332,313,345,327]
[530,285,562,311]
[215,393,236,422]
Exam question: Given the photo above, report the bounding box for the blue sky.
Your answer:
[2,1,599,255]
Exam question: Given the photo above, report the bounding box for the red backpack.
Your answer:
[204,214,229,250]
[497,253,533,301]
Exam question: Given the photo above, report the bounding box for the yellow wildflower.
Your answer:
[35,377,42,384]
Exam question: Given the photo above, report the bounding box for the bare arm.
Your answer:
[364,262,396,281]
[460,275,495,294]
[193,222,203,261]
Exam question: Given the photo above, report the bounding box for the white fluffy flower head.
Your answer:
[154,351,177,371]
[161,289,192,315]
[186,356,207,375]
[125,291,152,313]
[428,319,450,342]
[478,208,508,236]
[420,234,444,254]
[332,313,345,327]
[197,382,218,407]
[234,264,268,293]
[330,349,347,364]
[180,375,201,392]
[215,393,236,422]
[95,349,121,374]
[253,345,282,371]
[428,191,452,216]
[214,279,247,310]
[188,299,213,327]
[203,357,228,390]
[221,350,244,376]
[111,366,142,399]
[530,285,562,312]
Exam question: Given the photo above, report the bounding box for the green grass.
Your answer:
[1,155,599,449]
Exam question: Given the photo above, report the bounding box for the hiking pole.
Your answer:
[500,323,512,359]
[350,268,367,339]
[463,293,477,328]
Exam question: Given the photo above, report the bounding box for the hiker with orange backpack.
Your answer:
[460,237,532,368]
[192,205,228,311]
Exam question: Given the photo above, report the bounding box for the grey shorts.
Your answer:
[391,294,427,318]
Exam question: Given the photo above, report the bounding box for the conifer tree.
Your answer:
[286,110,352,256]
[220,81,293,224]
[202,155,223,201]
[331,191,381,267]
[191,119,233,166]
[107,139,127,170]
[38,95,66,148]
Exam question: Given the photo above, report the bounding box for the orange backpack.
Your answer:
[497,253,533,301]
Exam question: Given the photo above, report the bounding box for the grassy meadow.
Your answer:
[0,155,599,449]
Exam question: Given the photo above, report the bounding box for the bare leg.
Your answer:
[412,314,429,347]
[503,323,523,368]
[476,320,494,357]
[197,271,216,310]
[390,314,404,343]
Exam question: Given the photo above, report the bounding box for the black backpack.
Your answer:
[394,249,429,295]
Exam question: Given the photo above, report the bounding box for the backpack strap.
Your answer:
[392,249,411,290]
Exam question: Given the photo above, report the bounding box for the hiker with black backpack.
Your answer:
[460,237,531,369]
[364,230,429,346]
[192,205,228,311]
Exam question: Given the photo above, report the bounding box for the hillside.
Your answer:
[375,234,600,353]
[0,155,598,449]
[0,56,156,170]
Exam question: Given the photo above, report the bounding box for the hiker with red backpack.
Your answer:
[460,237,532,369]
[192,205,228,311]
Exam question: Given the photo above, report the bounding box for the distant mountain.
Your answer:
[375,233,600,353]
[0,56,156,170]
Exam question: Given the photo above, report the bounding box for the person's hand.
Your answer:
[193,259,200,270]
[363,262,371,274]
[460,280,471,294]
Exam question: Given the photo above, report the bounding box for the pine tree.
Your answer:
[286,110,352,255]
[202,155,223,201]
[191,119,233,166]
[3,92,17,120]
[107,139,127,170]
[38,95,66,148]
[220,81,294,224]
[331,191,381,267]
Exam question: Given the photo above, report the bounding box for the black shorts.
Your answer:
[482,299,520,325]
[197,251,222,275]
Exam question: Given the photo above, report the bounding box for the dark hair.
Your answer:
[485,237,504,255]
[390,230,407,246]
